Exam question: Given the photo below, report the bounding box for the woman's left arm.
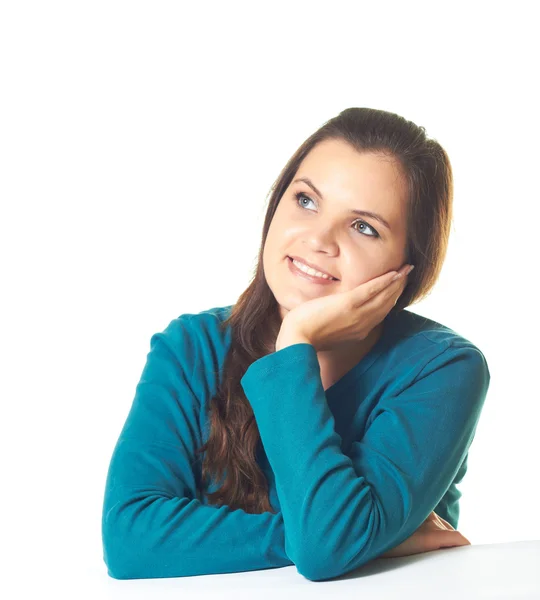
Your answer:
[240,341,490,581]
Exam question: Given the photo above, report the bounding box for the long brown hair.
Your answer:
[194,107,453,514]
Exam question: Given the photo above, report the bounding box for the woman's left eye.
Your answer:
[294,192,380,239]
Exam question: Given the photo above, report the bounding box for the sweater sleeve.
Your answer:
[240,341,490,581]
[102,320,293,579]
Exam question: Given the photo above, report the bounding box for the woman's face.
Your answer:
[262,138,409,321]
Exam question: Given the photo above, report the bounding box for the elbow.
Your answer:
[103,518,159,580]
[296,563,331,582]
[296,549,373,582]
[102,489,158,580]
[296,492,382,580]
[102,530,134,580]
[105,562,144,581]
[296,559,340,582]
[286,539,330,582]
[105,560,132,581]
[294,546,344,582]
[102,509,143,580]
[103,551,126,580]
[105,561,147,581]
[294,518,377,581]
[103,533,147,580]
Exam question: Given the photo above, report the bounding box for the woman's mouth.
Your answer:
[287,256,339,284]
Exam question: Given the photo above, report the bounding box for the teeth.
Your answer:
[292,258,334,280]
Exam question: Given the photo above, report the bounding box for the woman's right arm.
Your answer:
[102,321,293,579]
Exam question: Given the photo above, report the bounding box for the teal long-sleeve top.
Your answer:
[101,304,490,581]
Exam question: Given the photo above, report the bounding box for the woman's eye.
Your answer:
[351,220,379,238]
[296,192,316,210]
[294,192,380,239]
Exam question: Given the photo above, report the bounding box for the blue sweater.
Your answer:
[102,304,490,581]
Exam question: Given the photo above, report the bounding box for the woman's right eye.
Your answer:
[295,192,315,209]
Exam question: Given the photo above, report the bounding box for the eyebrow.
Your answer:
[292,176,392,231]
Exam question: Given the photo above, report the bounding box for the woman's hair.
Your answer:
[194,107,453,514]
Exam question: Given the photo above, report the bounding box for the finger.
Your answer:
[364,271,401,300]
[430,511,455,531]
[436,515,456,530]
[448,532,470,547]
[352,273,406,315]
[381,274,408,308]
[435,531,470,549]
[455,532,471,546]
[391,277,408,304]
[351,270,402,308]
[387,272,410,300]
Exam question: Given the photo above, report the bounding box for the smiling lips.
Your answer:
[287,256,339,284]
[288,255,338,280]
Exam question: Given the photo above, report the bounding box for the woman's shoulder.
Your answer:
[389,309,489,372]
[156,304,234,388]
[159,304,233,340]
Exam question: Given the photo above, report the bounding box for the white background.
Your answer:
[1,0,538,592]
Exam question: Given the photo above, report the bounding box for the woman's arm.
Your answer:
[102,323,293,579]
[241,341,489,581]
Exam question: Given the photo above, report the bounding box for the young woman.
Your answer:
[102,107,490,581]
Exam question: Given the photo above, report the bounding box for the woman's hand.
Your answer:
[276,264,414,352]
[379,511,471,559]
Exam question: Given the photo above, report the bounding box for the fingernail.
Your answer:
[406,265,415,276]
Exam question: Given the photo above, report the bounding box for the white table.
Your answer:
[46,540,540,599]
